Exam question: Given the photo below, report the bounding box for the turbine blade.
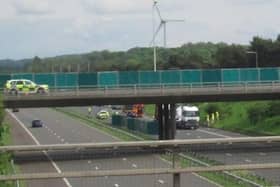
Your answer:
[154,3,162,20]
[149,23,163,46]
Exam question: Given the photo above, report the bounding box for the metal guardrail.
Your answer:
[2,81,280,98]
[1,163,280,181]
[1,136,280,152]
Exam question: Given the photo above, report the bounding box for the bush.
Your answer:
[247,105,268,124]
[204,103,220,114]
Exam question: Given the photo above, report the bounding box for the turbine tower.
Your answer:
[150,0,184,72]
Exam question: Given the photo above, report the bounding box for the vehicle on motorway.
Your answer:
[96,110,110,120]
[176,105,200,129]
[123,104,144,118]
[4,79,49,95]
[12,108,19,112]
[31,119,43,128]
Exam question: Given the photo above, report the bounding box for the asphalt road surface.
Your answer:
[61,106,280,185]
[8,108,218,187]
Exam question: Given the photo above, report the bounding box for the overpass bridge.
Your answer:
[2,67,280,140]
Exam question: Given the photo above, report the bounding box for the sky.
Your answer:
[0,0,280,60]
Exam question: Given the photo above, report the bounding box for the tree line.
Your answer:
[1,35,280,73]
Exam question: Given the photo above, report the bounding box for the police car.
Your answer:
[5,79,49,95]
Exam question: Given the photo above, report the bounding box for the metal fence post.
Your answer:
[173,173,180,187]
[134,84,137,95]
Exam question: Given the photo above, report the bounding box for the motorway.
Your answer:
[8,108,219,187]
[59,106,280,185]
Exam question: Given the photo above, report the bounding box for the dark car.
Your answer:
[12,108,19,112]
[32,120,43,128]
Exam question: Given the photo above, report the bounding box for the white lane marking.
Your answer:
[132,164,137,168]
[197,129,231,138]
[114,184,120,187]
[226,153,232,157]
[7,110,73,187]
[88,160,92,164]
[192,173,223,187]
[158,179,165,184]
[259,152,267,156]
[122,158,127,161]
[245,159,252,163]
[95,166,99,170]
[61,138,64,143]
[54,132,57,136]
[57,135,60,139]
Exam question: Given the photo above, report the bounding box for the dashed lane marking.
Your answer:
[226,153,232,157]
[158,179,165,184]
[7,110,73,187]
[245,159,252,163]
[197,129,231,138]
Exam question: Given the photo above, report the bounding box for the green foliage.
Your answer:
[0,94,3,125]
[200,101,280,136]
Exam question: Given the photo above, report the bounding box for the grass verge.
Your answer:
[55,107,274,187]
[0,123,15,187]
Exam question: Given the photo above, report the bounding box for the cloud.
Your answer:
[12,0,53,15]
[1,0,280,59]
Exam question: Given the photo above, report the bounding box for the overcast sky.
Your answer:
[1,0,280,60]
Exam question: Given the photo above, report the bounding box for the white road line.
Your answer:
[61,138,64,142]
[157,179,165,184]
[259,152,267,156]
[197,129,231,138]
[95,166,99,170]
[132,164,137,168]
[114,184,120,187]
[245,159,252,163]
[122,158,127,161]
[7,110,72,187]
[192,173,223,187]
[87,160,92,164]
[226,153,232,157]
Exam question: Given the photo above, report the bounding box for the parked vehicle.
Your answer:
[96,110,110,119]
[176,105,200,129]
[32,119,43,128]
[12,108,19,112]
[5,79,49,95]
[123,104,144,118]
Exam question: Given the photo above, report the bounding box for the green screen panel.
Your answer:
[161,70,181,84]
[260,68,278,81]
[11,73,33,81]
[98,71,118,87]
[240,69,259,82]
[181,70,201,83]
[119,71,139,85]
[78,73,97,87]
[34,74,55,87]
[202,69,222,83]
[139,71,161,85]
[0,74,11,88]
[55,73,78,88]
[222,69,240,82]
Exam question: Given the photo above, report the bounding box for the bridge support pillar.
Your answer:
[156,104,176,140]
[173,173,180,187]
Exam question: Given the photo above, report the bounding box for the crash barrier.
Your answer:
[112,115,158,135]
[0,67,279,89]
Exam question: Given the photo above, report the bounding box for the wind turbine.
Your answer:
[150,0,184,71]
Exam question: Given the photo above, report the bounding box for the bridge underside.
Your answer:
[3,92,280,108]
